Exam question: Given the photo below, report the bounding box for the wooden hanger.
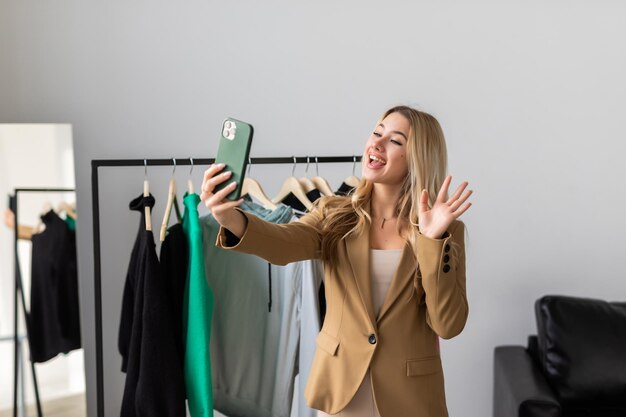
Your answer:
[160,159,183,241]
[343,156,361,188]
[344,175,360,188]
[311,156,335,196]
[241,158,277,210]
[242,178,277,210]
[144,160,152,231]
[272,157,313,210]
[57,201,77,220]
[312,177,334,196]
[31,201,52,234]
[299,177,317,193]
[41,201,53,215]
[272,177,313,210]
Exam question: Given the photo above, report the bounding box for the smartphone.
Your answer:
[214,117,254,201]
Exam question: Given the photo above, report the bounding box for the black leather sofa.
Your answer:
[493,295,626,417]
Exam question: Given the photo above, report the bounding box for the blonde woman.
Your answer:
[201,105,472,417]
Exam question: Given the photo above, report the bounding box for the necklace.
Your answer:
[379,217,397,229]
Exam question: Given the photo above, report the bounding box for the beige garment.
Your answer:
[317,249,403,417]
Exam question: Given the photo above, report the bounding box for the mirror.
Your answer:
[0,124,84,415]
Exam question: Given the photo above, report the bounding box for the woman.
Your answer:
[201,105,472,417]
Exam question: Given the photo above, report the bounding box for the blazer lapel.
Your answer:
[346,224,377,329]
[377,244,416,322]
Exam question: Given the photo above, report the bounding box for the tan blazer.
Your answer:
[216,199,468,417]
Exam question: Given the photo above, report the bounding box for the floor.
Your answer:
[0,394,86,417]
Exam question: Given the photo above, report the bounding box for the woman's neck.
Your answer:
[370,183,402,220]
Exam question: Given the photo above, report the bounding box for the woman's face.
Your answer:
[361,111,410,186]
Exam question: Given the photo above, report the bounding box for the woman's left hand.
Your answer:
[418,176,472,239]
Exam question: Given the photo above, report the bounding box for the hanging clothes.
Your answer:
[56,211,80,342]
[283,194,328,334]
[64,213,76,230]
[297,258,324,417]
[182,192,215,417]
[202,199,324,417]
[118,194,186,417]
[160,222,188,366]
[201,200,292,417]
[118,195,154,373]
[28,209,81,363]
[280,189,322,212]
[335,182,356,196]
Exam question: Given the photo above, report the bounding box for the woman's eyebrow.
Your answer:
[379,124,408,141]
[393,131,408,141]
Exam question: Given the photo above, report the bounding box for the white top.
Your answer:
[370,248,403,318]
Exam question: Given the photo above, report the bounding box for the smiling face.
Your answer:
[361,111,411,186]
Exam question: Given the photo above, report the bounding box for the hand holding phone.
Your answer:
[213,118,254,201]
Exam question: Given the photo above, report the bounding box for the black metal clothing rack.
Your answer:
[91,155,361,417]
[12,187,76,417]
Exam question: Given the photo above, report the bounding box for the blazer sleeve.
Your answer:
[418,220,468,339]
[214,204,324,265]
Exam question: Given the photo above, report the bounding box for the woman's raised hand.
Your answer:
[200,163,247,238]
[417,176,472,239]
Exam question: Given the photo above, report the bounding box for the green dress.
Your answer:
[182,193,214,417]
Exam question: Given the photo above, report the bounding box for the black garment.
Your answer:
[117,196,152,373]
[57,217,81,340]
[159,223,188,366]
[335,182,356,196]
[318,281,327,326]
[29,210,81,363]
[280,189,322,212]
[118,195,185,417]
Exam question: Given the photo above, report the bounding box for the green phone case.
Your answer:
[214,118,254,201]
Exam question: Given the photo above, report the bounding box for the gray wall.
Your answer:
[2,1,626,416]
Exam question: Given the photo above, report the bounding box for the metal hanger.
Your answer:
[299,156,317,193]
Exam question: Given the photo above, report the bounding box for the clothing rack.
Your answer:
[12,187,76,417]
[1,327,26,414]
[91,155,361,417]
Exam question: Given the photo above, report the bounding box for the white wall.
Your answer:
[0,125,84,409]
[1,1,626,416]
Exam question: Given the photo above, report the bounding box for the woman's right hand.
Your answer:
[200,163,247,238]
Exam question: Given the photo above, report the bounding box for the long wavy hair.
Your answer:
[318,105,455,266]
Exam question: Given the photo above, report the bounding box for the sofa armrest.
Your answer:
[494,346,561,417]
[527,335,540,365]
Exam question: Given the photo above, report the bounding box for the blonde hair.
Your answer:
[319,105,455,266]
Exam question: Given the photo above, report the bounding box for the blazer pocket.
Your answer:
[316,331,340,356]
[406,356,441,377]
